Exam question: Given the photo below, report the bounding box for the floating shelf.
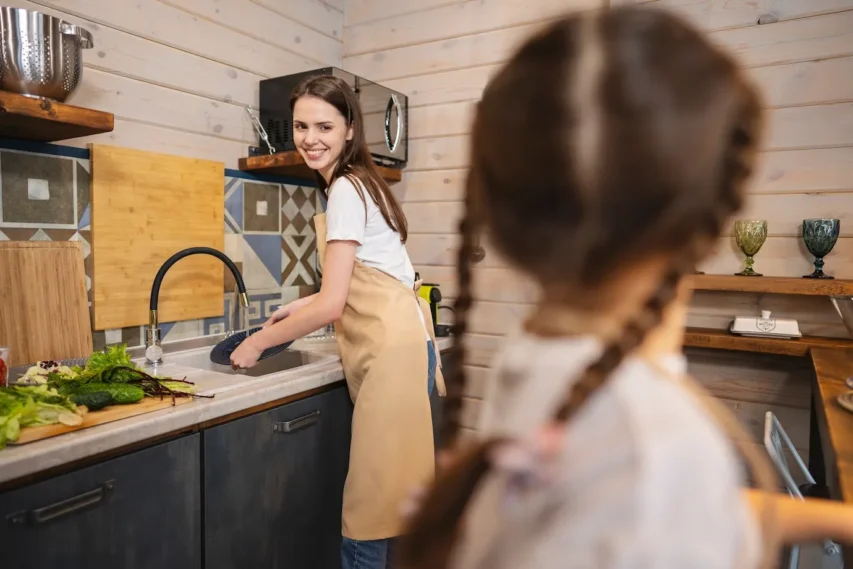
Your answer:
[684,327,853,357]
[238,150,403,185]
[0,91,114,142]
[687,275,853,297]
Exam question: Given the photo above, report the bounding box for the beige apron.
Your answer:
[314,213,446,541]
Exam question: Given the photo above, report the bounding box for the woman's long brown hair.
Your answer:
[398,6,779,569]
[290,75,409,242]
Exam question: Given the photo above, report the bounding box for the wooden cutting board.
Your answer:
[0,242,93,366]
[10,396,194,445]
[90,144,225,330]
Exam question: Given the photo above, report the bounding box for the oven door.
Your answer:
[357,77,407,166]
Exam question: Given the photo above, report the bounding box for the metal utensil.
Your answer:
[246,106,275,154]
[0,7,94,101]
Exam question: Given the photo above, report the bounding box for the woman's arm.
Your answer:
[744,488,853,544]
[229,241,357,367]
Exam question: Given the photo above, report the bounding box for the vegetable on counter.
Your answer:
[65,383,145,405]
[0,385,83,448]
[17,344,212,404]
[70,392,113,411]
[13,344,212,411]
[1,345,215,449]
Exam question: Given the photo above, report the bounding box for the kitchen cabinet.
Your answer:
[203,385,352,569]
[0,434,202,569]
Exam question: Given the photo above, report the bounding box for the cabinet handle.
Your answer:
[273,410,320,433]
[6,480,115,527]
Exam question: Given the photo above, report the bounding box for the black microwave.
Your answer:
[259,67,408,168]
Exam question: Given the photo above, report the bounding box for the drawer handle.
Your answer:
[273,410,320,433]
[6,480,115,527]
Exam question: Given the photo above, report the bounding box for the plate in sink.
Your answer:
[210,327,293,366]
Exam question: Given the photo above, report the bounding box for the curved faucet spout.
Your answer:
[146,247,249,365]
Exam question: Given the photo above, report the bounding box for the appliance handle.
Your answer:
[385,94,403,154]
[59,21,94,49]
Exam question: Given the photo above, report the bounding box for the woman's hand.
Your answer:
[229,335,265,369]
[264,303,295,328]
[263,293,320,328]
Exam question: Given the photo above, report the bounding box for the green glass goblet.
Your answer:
[802,218,840,279]
[734,220,767,277]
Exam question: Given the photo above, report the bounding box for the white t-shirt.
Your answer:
[325,175,429,340]
[449,330,762,569]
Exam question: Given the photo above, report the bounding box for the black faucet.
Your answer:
[145,247,249,365]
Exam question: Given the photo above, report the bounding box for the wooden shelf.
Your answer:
[684,327,853,357]
[238,150,403,185]
[687,274,853,297]
[0,91,114,142]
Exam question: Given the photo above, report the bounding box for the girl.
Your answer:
[397,6,853,569]
[229,75,444,569]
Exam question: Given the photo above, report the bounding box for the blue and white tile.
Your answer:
[160,319,205,343]
[203,315,227,336]
[246,292,283,327]
[224,177,243,234]
[243,234,282,291]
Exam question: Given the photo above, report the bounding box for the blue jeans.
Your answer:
[427,339,436,396]
[341,537,395,569]
[340,341,437,569]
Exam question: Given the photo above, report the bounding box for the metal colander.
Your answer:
[0,7,93,102]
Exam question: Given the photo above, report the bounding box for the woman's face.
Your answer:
[293,95,353,181]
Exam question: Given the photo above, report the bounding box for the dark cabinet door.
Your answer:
[0,434,202,569]
[203,385,352,569]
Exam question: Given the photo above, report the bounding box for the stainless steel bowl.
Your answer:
[0,7,93,102]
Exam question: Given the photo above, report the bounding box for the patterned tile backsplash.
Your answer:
[0,143,322,353]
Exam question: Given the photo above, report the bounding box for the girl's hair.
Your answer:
[398,6,779,569]
[290,75,408,242]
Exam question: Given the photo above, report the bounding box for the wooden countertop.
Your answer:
[811,348,853,502]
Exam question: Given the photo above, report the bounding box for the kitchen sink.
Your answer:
[169,348,332,377]
[138,345,339,397]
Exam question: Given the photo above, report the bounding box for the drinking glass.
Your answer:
[734,220,767,277]
[802,218,840,279]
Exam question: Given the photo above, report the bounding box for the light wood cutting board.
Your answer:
[90,144,225,330]
[10,396,194,445]
[0,242,93,366]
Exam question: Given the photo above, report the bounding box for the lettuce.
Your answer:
[0,385,81,449]
[78,344,138,383]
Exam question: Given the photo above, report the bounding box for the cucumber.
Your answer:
[70,391,113,411]
[71,383,144,404]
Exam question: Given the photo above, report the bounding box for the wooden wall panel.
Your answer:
[643,0,853,32]
[25,0,342,168]
[343,0,600,56]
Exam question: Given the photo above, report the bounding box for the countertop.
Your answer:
[810,348,853,566]
[811,348,853,501]
[0,336,453,486]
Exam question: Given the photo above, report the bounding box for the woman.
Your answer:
[230,75,445,569]
[395,6,853,569]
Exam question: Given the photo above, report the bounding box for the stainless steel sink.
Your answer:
[168,348,332,377]
[136,342,340,397]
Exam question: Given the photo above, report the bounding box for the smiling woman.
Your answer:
[226,74,445,569]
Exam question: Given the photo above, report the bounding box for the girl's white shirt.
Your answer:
[450,326,761,569]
